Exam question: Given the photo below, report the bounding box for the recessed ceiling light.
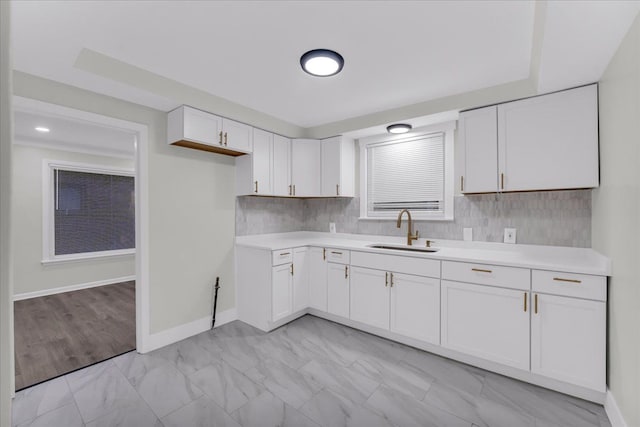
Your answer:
[300,49,344,77]
[386,123,412,134]
[35,126,50,133]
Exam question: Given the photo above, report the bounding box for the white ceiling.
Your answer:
[13,110,136,159]
[10,1,640,130]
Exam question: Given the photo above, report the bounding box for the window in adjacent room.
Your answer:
[360,122,455,220]
[43,161,135,262]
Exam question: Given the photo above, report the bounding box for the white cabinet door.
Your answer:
[441,280,530,370]
[459,106,498,193]
[327,262,350,318]
[272,263,293,322]
[321,137,341,196]
[531,293,606,391]
[498,84,598,191]
[273,135,291,197]
[308,247,328,311]
[180,106,223,146]
[390,273,440,345]
[292,247,309,313]
[349,267,389,330]
[222,118,253,153]
[291,139,321,196]
[252,128,272,195]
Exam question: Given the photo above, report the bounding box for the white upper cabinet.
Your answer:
[459,106,498,193]
[167,106,251,156]
[321,136,355,197]
[237,128,272,195]
[273,135,292,197]
[291,139,321,197]
[459,85,599,193]
[498,84,599,192]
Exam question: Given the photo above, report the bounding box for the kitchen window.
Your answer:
[359,122,455,220]
[43,160,135,263]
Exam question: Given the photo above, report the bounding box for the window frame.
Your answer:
[42,159,136,264]
[359,121,456,221]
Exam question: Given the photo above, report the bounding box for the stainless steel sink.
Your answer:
[367,243,439,253]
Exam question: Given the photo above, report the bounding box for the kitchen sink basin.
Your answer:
[367,243,439,253]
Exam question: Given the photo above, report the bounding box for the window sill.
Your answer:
[358,216,454,222]
[42,249,135,265]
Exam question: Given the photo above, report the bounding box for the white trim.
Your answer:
[605,389,628,427]
[41,249,135,265]
[14,137,134,159]
[142,308,238,353]
[13,275,135,301]
[14,96,152,358]
[358,121,456,221]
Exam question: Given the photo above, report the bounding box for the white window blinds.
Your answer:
[367,133,444,216]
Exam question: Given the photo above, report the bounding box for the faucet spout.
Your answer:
[396,209,419,246]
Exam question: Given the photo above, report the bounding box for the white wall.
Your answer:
[592,13,640,427]
[0,1,14,425]
[11,144,135,296]
[13,71,237,337]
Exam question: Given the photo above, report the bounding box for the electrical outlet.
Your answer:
[504,228,517,244]
[463,228,473,241]
[329,222,336,233]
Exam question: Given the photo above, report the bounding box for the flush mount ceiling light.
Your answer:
[386,123,412,134]
[300,49,344,77]
[35,126,50,133]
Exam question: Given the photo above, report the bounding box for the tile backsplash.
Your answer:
[236,190,591,247]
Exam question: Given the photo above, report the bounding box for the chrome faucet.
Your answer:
[396,209,419,246]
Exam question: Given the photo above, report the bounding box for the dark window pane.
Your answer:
[54,169,135,255]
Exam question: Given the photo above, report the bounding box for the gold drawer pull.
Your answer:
[523,292,527,312]
[472,268,492,273]
[279,252,290,256]
[534,294,538,314]
[553,277,582,284]
[331,251,343,255]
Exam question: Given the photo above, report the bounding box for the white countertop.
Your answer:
[236,231,611,276]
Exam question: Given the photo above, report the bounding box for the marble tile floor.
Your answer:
[12,315,611,427]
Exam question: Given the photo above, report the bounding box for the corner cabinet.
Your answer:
[459,84,599,193]
[167,105,252,156]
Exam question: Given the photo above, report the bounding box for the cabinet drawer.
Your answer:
[532,270,606,301]
[351,251,440,278]
[272,249,293,266]
[442,261,529,291]
[326,248,350,264]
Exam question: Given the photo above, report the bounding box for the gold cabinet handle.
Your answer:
[293,184,296,196]
[224,132,228,146]
[288,185,292,196]
[385,272,388,287]
[390,272,394,287]
[322,248,326,260]
[290,264,294,275]
[219,131,223,145]
[501,173,505,190]
[460,176,464,192]
[331,251,342,255]
[534,294,538,314]
[553,277,582,284]
[344,265,348,279]
[336,184,340,196]
[254,181,258,193]
[279,252,290,256]
[471,268,492,273]
[523,292,527,312]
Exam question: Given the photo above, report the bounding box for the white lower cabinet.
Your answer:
[531,293,606,391]
[292,247,309,312]
[327,262,350,318]
[390,273,440,345]
[272,263,293,322]
[308,247,328,311]
[441,280,530,370]
[349,267,389,330]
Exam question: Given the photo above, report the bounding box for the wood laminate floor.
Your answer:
[14,281,136,390]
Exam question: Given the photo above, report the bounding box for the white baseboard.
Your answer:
[142,308,237,353]
[13,275,136,301]
[605,389,628,427]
